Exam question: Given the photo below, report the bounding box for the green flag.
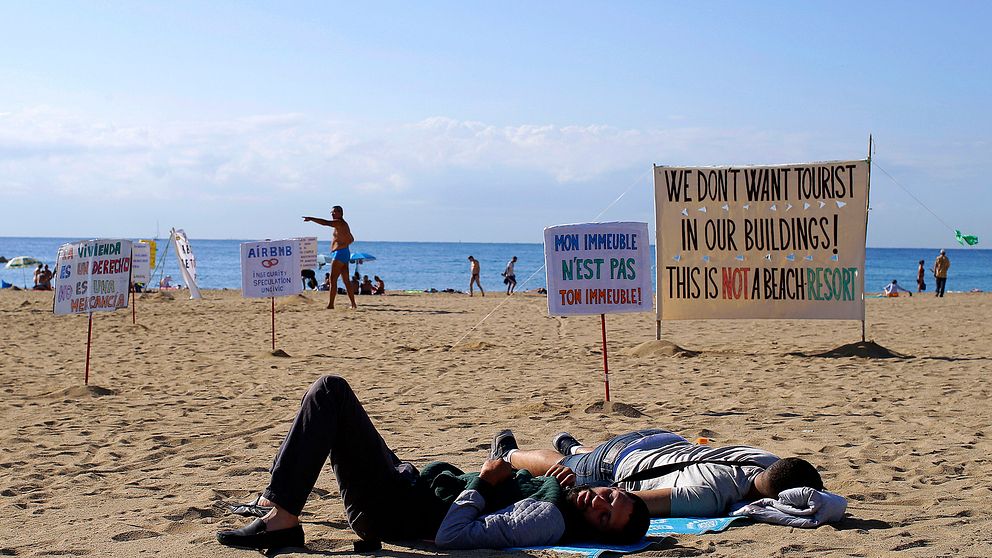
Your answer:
[955,229,979,246]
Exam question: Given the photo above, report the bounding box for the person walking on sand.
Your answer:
[933,249,950,298]
[303,206,357,309]
[468,256,484,297]
[503,256,517,295]
[917,260,927,292]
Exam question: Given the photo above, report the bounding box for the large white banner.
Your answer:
[54,239,133,315]
[654,160,869,320]
[131,241,152,284]
[241,239,303,298]
[171,228,201,299]
[544,222,654,316]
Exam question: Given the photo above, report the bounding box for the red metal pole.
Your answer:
[600,313,610,402]
[85,312,93,385]
[131,283,136,324]
[271,296,276,351]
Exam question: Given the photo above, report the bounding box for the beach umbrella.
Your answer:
[349,252,376,276]
[5,256,43,288]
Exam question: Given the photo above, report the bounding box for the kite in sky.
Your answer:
[955,230,979,246]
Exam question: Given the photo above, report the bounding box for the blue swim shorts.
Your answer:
[331,247,350,264]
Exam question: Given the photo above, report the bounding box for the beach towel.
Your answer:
[511,516,745,558]
[730,487,847,528]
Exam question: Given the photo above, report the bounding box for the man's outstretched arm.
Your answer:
[302,216,338,227]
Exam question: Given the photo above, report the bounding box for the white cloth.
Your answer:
[730,486,847,528]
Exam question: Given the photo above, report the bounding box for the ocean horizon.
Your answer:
[2,236,990,294]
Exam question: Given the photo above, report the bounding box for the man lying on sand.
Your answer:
[500,429,823,518]
[216,376,649,552]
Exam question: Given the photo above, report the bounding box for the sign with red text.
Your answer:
[654,160,868,320]
[54,239,134,315]
[240,239,303,298]
[544,222,653,316]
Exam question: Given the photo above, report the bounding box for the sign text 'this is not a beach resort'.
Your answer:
[654,160,869,320]
[544,222,654,316]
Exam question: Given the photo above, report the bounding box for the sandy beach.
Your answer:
[1,288,990,557]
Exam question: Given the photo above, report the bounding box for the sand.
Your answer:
[1,288,990,557]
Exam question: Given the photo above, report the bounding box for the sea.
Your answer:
[1,236,989,294]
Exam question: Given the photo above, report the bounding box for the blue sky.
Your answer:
[1,1,988,246]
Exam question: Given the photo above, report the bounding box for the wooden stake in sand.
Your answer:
[601,313,611,402]
[85,312,93,386]
[271,296,276,351]
[131,283,136,325]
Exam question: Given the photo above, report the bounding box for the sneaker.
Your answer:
[552,432,581,455]
[490,429,518,460]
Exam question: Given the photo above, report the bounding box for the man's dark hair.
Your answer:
[332,205,343,214]
[561,488,650,544]
[605,491,650,544]
[765,457,823,494]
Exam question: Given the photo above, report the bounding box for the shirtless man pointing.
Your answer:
[303,206,357,309]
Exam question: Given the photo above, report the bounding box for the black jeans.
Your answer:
[262,375,426,542]
[935,277,947,297]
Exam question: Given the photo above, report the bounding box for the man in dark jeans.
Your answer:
[216,375,649,551]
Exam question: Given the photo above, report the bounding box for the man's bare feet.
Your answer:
[327,304,334,309]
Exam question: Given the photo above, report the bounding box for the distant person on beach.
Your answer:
[917,260,927,292]
[359,275,373,295]
[215,376,649,552]
[38,265,53,290]
[501,429,824,520]
[33,264,43,288]
[372,275,385,295]
[320,273,331,291]
[933,249,950,297]
[468,256,484,297]
[303,206,357,309]
[503,256,517,295]
[883,280,913,297]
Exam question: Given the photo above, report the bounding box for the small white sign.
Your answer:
[131,241,152,284]
[54,239,134,315]
[544,222,653,316]
[241,239,303,298]
[172,228,202,299]
[294,237,318,269]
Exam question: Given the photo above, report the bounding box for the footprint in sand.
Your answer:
[111,530,162,542]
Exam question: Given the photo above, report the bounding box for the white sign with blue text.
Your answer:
[544,222,653,316]
[240,239,303,299]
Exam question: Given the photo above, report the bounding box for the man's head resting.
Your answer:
[563,485,650,544]
[764,457,823,495]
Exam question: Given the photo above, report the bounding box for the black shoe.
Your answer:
[216,518,305,550]
[490,429,518,460]
[552,432,581,456]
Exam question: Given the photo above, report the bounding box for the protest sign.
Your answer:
[654,160,869,321]
[241,239,303,298]
[544,222,654,316]
[171,228,201,299]
[53,239,134,384]
[294,237,318,269]
[131,241,152,285]
[54,239,134,315]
